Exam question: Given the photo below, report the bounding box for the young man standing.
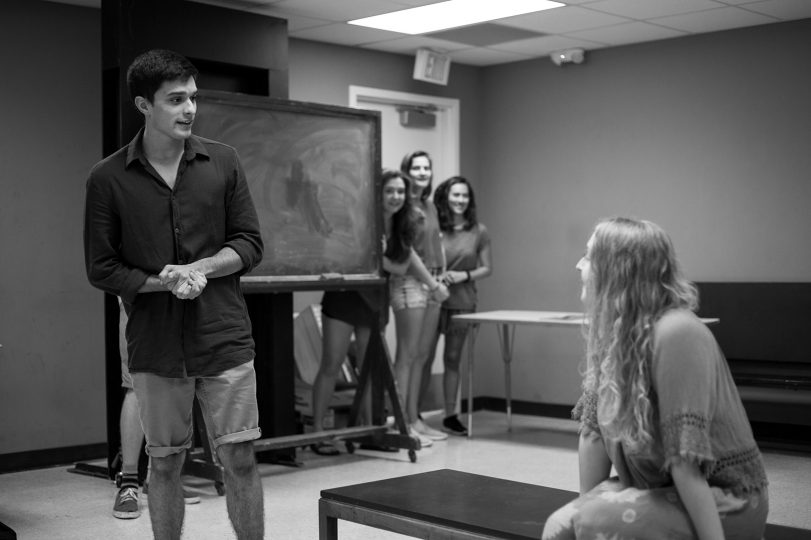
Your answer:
[84,49,265,539]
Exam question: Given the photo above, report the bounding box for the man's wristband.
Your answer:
[466,270,472,282]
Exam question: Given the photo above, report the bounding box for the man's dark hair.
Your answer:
[126,49,199,103]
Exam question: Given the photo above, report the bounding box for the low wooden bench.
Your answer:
[319,469,809,540]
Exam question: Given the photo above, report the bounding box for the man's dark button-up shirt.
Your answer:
[84,129,264,377]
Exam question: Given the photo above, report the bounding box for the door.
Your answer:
[350,86,461,412]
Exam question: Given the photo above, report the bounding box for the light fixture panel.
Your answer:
[349,0,564,35]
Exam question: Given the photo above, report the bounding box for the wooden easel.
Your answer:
[251,324,420,463]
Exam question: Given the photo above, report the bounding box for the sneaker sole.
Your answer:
[113,510,141,519]
[412,423,449,441]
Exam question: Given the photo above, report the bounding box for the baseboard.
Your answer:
[0,443,106,474]
[461,396,573,420]
[750,421,811,453]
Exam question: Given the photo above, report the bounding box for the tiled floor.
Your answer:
[1,411,809,539]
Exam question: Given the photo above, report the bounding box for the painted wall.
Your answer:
[0,0,104,454]
[473,19,811,407]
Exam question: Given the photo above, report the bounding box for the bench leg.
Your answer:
[319,499,338,540]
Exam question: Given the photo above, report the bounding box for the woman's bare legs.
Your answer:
[442,328,467,417]
[312,315,354,431]
[393,306,426,424]
[410,302,443,430]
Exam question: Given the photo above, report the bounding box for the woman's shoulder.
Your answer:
[654,308,714,349]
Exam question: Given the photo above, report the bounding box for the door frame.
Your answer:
[349,86,460,176]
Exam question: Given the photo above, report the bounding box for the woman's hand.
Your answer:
[430,282,450,303]
[671,459,725,540]
[441,270,468,286]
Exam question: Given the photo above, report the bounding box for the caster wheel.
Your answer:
[345,441,355,454]
[408,450,417,463]
[215,481,226,496]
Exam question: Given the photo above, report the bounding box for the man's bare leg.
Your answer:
[147,451,185,540]
[218,441,264,540]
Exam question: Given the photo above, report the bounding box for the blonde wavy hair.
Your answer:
[582,217,697,451]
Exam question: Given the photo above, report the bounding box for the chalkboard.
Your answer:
[193,90,383,291]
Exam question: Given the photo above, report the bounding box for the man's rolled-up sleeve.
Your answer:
[223,152,264,274]
[83,170,148,303]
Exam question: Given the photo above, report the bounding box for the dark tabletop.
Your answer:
[321,469,577,540]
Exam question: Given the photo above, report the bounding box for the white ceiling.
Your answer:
[49,0,811,66]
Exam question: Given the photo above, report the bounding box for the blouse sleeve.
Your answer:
[653,311,718,475]
[572,390,600,438]
[477,224,492,253]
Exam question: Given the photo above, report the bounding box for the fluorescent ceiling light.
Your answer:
[348,0,565,35]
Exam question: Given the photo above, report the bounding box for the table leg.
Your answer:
[465,323,480,437]
[497,323,516,431]
[319,499,338,540]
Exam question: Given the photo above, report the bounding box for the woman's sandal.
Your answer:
[310,441,340,456]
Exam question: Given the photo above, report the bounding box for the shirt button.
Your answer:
[175,227,180,233]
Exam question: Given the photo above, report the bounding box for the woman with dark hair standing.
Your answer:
[427,176,491,435]
[310,170,444,454]
[542,217,768,540]
[391,150,450,445]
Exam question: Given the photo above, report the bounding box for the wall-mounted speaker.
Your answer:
[413,48,451,86]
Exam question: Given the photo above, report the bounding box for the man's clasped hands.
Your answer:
[158,265,207,300]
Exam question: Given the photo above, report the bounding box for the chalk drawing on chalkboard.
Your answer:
[193,90,382,286]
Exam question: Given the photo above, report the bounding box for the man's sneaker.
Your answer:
[113,486,141,519]
[442,414,468,436]
[183,489,201,504]
[143,482,201,504]
[412,418,448,441]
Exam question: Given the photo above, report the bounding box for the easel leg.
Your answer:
[349,326,419,460]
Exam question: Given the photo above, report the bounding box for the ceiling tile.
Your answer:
[652,6,777,33]
[740,0,811,20]
[587,0,727,20]
[492,34,608,55]
[426,23,546,47]
[290,22,403,46]
[388,0,447,6]
[568,21,687,46]
[498,5,631,33]
[272,0,407,21]
[360,35,470,55]
[247,8,331,31]
[447,47,535,67]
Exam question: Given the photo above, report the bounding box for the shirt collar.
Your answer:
[125,128,210,168]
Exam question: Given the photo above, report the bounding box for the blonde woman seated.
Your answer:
[542,217,768,540]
